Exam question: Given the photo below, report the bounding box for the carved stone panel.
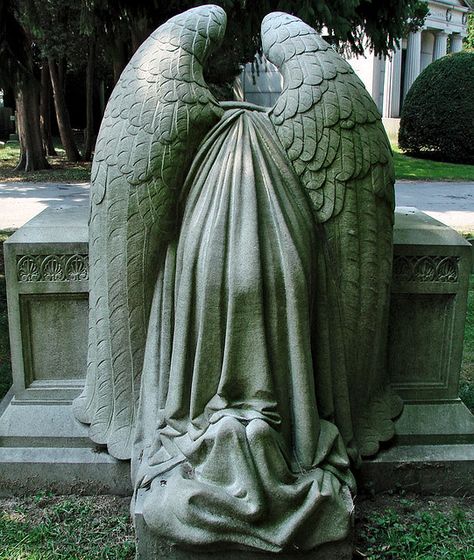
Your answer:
[388,293,454,397]
[17,254,89,283]
[20,293,88,384]
[392,255,459,283]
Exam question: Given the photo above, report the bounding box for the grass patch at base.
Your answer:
[0,141,91,183]
[1,493,473,559]
[0,494,135,559]
[356,494,474,559]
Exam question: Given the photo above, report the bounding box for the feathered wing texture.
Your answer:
[73,5,226,460]
[262,12,402,457]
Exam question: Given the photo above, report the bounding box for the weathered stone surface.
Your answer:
[0,2,389,553]
[358,444,474,496]
[394,402,474,445]
[358,208,474,495]
[3,205,472,502]
[0,203,131,496]
[73,5,401,553]
[3,204,89,402]
[389,208,472,433]
[4,4,472,557]
[134,490,354,560]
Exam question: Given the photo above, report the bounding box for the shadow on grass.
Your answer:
[0,495,135,560]
[393,148,474,182]
[0,141,91,183]
[355,496,474,560]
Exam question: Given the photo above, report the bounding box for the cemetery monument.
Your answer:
[73,5,400,556]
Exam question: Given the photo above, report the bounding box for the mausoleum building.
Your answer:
[241,0,473,119]
[350,0,472,119]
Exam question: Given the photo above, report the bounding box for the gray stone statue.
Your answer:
[74,5,400,554]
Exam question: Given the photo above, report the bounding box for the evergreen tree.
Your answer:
[0,0,50,170]
[1,0,429,170]
[88,1,429,86]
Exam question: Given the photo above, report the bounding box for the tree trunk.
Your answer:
[83,38,96,161]
[130,16,150,54]
[39,61,57,157]
[112,36,128,85]
[48,57,81,162]
[99,80,106,119]
[15,78,50,171]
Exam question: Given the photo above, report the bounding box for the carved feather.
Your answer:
[74,6,226,460]
[262,12,401,457]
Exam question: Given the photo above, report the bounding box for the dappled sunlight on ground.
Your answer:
[0,182,89,229]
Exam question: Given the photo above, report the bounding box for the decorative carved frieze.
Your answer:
[17,254,89,282]
[393,255,459,283]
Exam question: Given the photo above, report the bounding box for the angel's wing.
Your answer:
[73,5,226,460]
[262,13,402,457]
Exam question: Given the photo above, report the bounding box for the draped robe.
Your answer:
[132,107,355,552]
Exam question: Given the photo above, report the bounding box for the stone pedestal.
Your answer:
[0,204,131,495]
[389,208,472,431]
[1,205,473,497]
[359,208,474,495]
[134,490,353,560]
[4,205,89,403]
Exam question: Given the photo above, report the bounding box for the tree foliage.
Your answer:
[464,13,474,52]
[0,0,32,88]
[1,0,429,169]
[399,52,474,164]
[82,0,429,85]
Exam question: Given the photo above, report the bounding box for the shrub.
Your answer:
[398,51,474,164]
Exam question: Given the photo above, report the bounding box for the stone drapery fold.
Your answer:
[131,108,355,552]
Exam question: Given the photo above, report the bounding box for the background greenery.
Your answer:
[0,141,90,183]
[3,139,474,183]
[393,145,474,182]
[399,52,474,165]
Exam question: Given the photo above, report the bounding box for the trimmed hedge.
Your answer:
[399,51,474,164]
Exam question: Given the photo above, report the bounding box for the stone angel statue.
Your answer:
[74,5,401,554]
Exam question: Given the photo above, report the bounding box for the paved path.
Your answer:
[0,181,89,230]
[0,180,473,231]
[395,181,474,232]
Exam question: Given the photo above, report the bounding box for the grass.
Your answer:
[0,141,91,183]
[0,493,473,559]
[2,138,474,184]
[393,144,474,182]
[0,494,135,559]
[355,494,474,559]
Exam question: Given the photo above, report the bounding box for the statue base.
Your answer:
[134,490,354,560]
[0,204,131,496]
[1,205,472,503]
[0,388,131,497]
